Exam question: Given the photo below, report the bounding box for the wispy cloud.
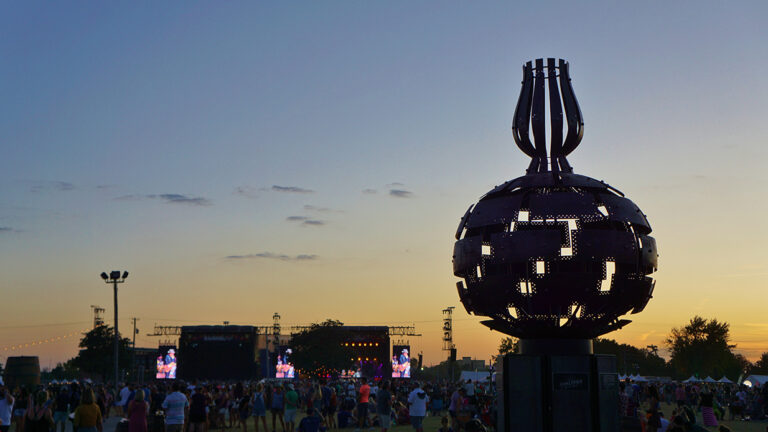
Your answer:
[286,215,325,226]
[272,185,314,194]
[302,220,325,226]
[386,182,404,187]
[115,194,142,201]
[149,194,211,206]
[0,227,15,233]
[304,205,343,213]
[389,189,413,198]
[286,216,309,222]
[234,186,260,199]
[225,252,318,262]
[303,205,328,212]
[29,181,75,193]
[115,194,212,206]
[362,189,377,194]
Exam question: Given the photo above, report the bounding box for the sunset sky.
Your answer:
[2,2,768,370]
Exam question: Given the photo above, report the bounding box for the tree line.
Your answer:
[496,315,768,380]
[43,316,768,382]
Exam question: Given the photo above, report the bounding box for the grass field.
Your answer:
[213,408,768,432]
[222,408,768,432]
[39,408,768,432]
[645,402,768,432]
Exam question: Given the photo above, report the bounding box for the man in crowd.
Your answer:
[0,379,14,432]
[188,386,208,432]
[53,386,70,432]
[162,382,189,432]
[356,378,371,430]
[285,384,299,432]
[375,381,392,432]
[298,408,325,432]
[407,382,428,432]
[117,383,132,415]
[320,380,333,426]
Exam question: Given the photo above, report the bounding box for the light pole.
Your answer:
[101,270,128,392]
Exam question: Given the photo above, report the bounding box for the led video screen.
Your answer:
[156,347,177,379]
[392,345,411,378]
[275,347,295,378]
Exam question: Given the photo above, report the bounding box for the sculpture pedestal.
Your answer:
[497,346,619,431]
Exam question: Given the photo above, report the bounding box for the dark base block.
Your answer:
[497,352,619,432]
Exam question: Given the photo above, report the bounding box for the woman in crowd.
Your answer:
[12,388,28,432]
[25,391,53,432]
[237,385,251,432]
[699,387,718,427]
[251,383,268,432]
[73,389,103,432]
[270,385,285,432]
[645,385,662,432]
[126,389,148,432]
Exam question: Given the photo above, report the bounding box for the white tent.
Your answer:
[683,375,700,383]
[703,376,717,383]
[718,376,733,384]
[634,375,648,382]
[459,371,491,382]
[745,375,768,387]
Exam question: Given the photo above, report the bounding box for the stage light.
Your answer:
[376,343,379,346]
[122,271,129,279]
[100,272,108,280]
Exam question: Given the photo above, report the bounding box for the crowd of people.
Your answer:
[0,377,492,432]
[6,373,768,432]
[620,379,768,431]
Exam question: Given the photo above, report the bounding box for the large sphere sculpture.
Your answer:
[453,58,658,340]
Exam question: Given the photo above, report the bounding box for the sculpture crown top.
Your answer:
[512,58,584,174]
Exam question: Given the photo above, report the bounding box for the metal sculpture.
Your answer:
[453,58,658,342]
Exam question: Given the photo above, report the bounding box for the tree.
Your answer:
[593,338,669,376]
[72,324,132,381]
[493,337,518,362]
[752,352,768,374]
[289,319,354,377]
[666,316,742,379]
[43,359,79,381]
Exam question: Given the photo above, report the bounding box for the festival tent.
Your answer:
[703,376,717,383]
[718,377,733,384]
[460,371,491,382]
[633,375,648,382]
[745,375,768,387]
[683,375,700,383]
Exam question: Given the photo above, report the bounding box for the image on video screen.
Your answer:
[276,347,295,378]
[392,345,411,378]
[156,347,177,379]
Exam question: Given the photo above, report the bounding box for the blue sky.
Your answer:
[2,1,768,366]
